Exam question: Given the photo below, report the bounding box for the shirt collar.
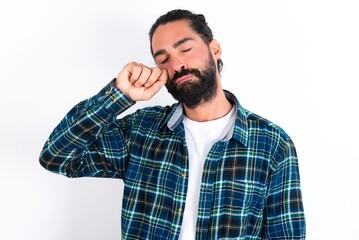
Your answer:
[165,90,248,146]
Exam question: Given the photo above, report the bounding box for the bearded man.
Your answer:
[40,9,306,240]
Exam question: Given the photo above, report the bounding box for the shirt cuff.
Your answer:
[96,78,136,116]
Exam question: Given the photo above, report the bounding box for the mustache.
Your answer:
[171,68,202,82]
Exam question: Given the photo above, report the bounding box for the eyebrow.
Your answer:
[153,37,194,58]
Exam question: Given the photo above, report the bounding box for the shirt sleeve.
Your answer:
[39,79,136,179]
[264,136,306,239]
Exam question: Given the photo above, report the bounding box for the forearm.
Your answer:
[39,79,135,177]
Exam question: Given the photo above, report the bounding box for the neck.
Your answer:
[183,86,232,122]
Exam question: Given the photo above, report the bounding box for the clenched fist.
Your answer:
[115,62,168,101]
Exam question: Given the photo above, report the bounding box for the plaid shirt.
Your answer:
[40,79,306,240]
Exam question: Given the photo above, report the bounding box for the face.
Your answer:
[151,20,221,108]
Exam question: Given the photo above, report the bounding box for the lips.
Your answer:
[176,74,193,85]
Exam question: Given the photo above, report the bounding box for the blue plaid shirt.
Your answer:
[40,79,305,239]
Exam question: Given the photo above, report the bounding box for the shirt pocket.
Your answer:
[212,180,267,237]
[217,179,266,213]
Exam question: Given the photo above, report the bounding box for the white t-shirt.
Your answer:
[179,106,236,240]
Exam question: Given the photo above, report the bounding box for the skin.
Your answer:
[115,20,232,122]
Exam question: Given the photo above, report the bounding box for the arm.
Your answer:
[264,137,306,239]
[39,80,135,178]
[39,62,168,178]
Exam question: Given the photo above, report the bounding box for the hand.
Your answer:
[115,62,168,101]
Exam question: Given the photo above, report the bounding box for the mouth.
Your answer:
[175,74,193,85]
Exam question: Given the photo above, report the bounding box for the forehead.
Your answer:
[151,20,201,52]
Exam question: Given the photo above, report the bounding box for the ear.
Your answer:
[209,39,222,60]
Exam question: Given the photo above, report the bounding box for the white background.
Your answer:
[1,0,358,239]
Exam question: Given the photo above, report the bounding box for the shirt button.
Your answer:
[181,173,186,178]
[178,208,183,213]
[105,90,110,95]
[112,98,117,103]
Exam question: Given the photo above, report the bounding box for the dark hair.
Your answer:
[149,9,223,73]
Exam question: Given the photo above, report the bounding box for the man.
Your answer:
[40,9,306,239]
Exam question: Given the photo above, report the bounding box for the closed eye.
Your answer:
[160,57,169,64]
[159,48,191,64]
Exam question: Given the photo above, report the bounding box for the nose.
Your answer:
[175,65,185,73]
[172,56,186,73]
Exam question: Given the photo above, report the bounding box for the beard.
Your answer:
[165,53,218,108]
